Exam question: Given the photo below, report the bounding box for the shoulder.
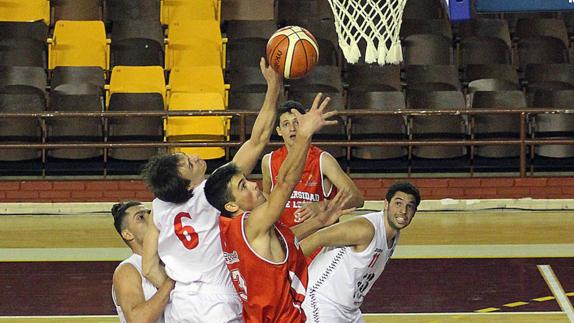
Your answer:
[113,262,142,286]
[262,153,271,165]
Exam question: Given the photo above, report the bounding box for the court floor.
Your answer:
[0,205,572,322]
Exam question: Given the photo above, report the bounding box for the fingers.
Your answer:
[310,92,323,110]
[318,96,331,112]
[259,57,266,69]
[290,108,302,118]
[339,207,357,215]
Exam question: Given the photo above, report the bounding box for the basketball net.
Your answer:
[327,0,407,65]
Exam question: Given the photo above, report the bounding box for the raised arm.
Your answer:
[290,190,356,240]
[232,58,282,176]
[261,153,272,194]
[246,94,337,239]
[300,217,375,256]
[322,153,364,209]
[142,212,167,288]
[113,264,175,323]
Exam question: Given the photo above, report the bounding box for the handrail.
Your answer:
[0,108,573,177]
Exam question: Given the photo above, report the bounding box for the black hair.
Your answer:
[386,181,421,207]
[111,201,143,238]
[276,100,306,127]
[204,163,242,217]
[141,153,193,204]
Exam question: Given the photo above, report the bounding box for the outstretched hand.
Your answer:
[260,57,282,90]
[316,190,356,227]
[292,93,338,137]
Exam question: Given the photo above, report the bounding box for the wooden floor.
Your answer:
[0,207,573,321]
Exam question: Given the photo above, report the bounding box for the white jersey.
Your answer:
[302,211,398,322]
[152,179,235,291]
[112,253,162,323]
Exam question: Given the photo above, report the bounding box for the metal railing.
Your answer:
[0,108,573,177]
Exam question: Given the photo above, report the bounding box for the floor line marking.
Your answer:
[538,264,574,323]
[504,301,529,308]
[533,296,556,302]
[474,307,500,313]
[362,311,565,316]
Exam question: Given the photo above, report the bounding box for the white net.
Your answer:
[327,0,407,65]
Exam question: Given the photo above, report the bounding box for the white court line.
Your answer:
[538,265,574,323]
[362,312,564,316]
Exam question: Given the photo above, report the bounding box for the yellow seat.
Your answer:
[167,92,227,159]
[165,20,226,69]
[0,0,50,24]
[49,20,109,69]
[108,66,167,106]
[168,66,229,106]
[161,0,220,25]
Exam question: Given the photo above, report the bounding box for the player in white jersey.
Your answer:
[300,182,420,323]
[111,201,175,323]
[140,58,282,322]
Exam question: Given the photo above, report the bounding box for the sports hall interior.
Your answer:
[0,0,573,322]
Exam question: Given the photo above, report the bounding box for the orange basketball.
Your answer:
[266,26,319,79]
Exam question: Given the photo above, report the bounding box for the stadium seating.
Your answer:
[166,92,227,159]
[0,22,48,68]
[51,0,103,23]
[49,20,109,69]
[0,0,50,24]
[165,20,225,69]
[161,0,220,25]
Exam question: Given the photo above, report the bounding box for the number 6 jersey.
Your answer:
[302,211,399,322]
[152,179,234,290]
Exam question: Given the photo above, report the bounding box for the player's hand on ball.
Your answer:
[260,57,282,90]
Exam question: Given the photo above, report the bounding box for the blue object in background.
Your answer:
[447,0,471,21]
[476,0,574,12]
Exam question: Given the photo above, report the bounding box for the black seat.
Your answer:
[348,91,407,172]
[403,34,453,66]
[107,93,165,174]
[403,0,447,19]
[0,22,48,68]
[464,64,518,84]
[407,90,468,172]
[530,90,574,165]
[346,64,400,92]
[459,37,511,69]
[517,37,570,71]
[0,87,45,175]
[406,65,460,91]
[110,19,164,67]
[105,0,161,23]
[471,91,528,171]
[52,0,103,23]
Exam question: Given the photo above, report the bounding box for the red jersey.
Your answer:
[267,145,337,227]
[219,213,308,323]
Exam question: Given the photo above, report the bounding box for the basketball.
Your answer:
[266,26,319,79]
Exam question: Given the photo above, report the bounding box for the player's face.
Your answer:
[124,204,151,247]
[276,112,299,146]
[229,174,266,213]
[384,192,417,231]
[176,153,207,188]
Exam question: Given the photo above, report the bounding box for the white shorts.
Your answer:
[165,285,242,323]
[302,297,363,323]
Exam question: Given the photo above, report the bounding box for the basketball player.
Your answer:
[111,201,175,323]
[204,94,347,322]
[140,58,282,322]
[300,181,420,323]
[261,100,364,227]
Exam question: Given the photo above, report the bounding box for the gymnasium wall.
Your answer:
[0,177,573,202]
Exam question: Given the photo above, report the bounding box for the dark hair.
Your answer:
[141,154,193,204]
[386,182,421,207]
[204,163,242,217]
[276,100,306,127]
[111,201,143,237]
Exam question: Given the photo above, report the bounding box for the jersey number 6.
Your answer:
[174,212,199,249]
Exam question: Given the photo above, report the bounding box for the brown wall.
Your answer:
[1,177,573,202]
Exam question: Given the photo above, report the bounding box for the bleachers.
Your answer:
[0,0,573,175]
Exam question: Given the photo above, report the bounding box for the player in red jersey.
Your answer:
[204,94,353,322]
[262,100,364,228]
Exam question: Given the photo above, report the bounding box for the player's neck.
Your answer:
[130,244,144,256]
[383,214,398,248]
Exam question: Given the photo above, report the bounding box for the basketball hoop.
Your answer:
[327,0,407,65]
